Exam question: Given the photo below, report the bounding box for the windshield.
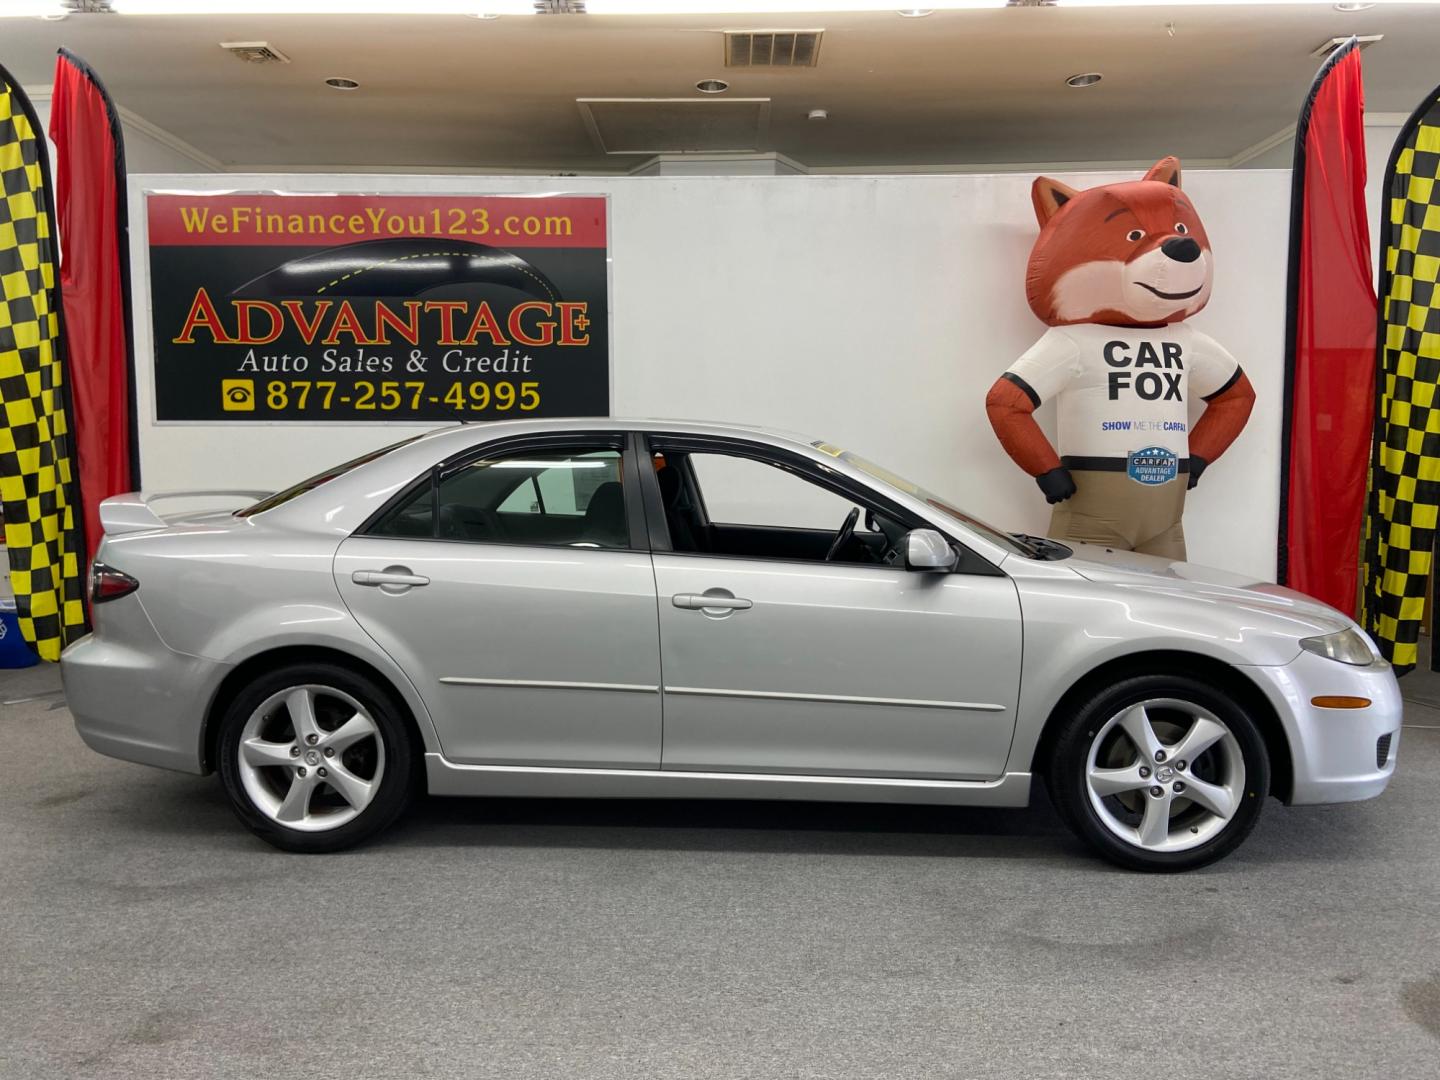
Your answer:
[811,442,1039,558]
[235,435,425,518]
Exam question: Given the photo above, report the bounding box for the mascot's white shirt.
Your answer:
[1006,322,1240,463]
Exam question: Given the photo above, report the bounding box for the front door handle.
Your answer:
[672,592,752,612]
[352,567,431,589]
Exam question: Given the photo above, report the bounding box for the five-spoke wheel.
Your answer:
[1084,698,1245,854]
[1049,674,1269,871]
[219,664,415,852]
[236,685,385,832]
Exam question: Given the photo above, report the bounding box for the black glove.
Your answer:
[1036,467,1076,505]
[1187,455,1209,490]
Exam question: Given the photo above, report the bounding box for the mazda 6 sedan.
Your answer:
[61,419,1401,870]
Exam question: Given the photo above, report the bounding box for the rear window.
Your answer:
[235,436,423,518]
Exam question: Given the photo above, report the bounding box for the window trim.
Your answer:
[638,433,1003,577]
[356,432,646,551]
[634,432,674,553]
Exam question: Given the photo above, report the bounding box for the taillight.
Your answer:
[90,562,139,603]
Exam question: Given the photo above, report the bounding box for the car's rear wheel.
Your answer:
[1046,674,1270,871]
[217,663,416,852]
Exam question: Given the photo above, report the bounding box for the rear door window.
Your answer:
[366,446,630,549]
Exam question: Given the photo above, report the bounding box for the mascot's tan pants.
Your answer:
[1048,470,1187,560]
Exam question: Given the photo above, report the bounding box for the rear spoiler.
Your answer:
[98,490,272,536]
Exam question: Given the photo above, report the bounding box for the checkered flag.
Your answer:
[0,66,88,660]
[1362,86,1440,674]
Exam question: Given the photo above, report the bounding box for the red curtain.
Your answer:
[48,50,138,567]
[1278,42,1376,614]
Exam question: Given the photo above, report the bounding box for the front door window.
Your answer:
[655,449,906,567]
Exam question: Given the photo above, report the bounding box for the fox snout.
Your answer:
[1161,236,1202,264]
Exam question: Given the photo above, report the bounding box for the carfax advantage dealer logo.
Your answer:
[145,192,611,423]
[1126,446,1180,485]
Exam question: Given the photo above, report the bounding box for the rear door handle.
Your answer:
[672,592,752,611]
[352,567,430,588]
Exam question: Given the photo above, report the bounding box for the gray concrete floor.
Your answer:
[1,661,1438,1080]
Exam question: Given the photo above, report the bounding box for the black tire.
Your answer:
[217,662,417,853]
[1045,673,1270,872]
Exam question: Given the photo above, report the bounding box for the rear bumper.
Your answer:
[60,597,226,775]
[1243,650,1402,805]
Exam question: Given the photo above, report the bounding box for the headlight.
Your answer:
[1299,628,1376,666]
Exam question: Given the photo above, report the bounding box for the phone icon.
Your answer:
[221,379,255,412]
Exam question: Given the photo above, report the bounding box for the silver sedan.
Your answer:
[60,419,1401,870]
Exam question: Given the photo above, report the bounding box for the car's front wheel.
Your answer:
[217,663,416,852]
[1046,674,1270,871]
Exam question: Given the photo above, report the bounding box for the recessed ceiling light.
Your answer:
[324,77,361,89]
[1333,1,1375,9]
[696,78,730,94]
[897,7,934,15]
[808,108,829,120]
[467,11,502,17]
[1066,72,1103,88]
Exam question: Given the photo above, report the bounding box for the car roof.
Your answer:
[380,417,822,468]
[424,416,817,444]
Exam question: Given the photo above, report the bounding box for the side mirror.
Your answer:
[904,529,957,573]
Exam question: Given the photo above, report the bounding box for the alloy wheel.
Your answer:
[1084,697,1245,854]
[236,684,386,832]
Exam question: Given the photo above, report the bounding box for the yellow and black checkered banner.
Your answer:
[0,65,88,660]
[1362,84,1440,674]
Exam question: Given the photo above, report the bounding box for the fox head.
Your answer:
[1024,157,1213,328]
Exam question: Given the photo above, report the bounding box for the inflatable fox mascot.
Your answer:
[985,157,1255,560]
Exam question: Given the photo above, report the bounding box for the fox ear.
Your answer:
[1144,156,1182,188]
[1032,177,1079,226]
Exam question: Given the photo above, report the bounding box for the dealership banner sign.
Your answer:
[145,192,609,422]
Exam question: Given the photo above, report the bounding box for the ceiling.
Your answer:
[2,5,1438,172]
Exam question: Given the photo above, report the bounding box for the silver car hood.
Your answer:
[1057,542,1352,634]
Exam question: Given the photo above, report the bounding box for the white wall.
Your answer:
[127,169,1290,581]
[24,88,220,176]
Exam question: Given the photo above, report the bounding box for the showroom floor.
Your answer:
[2,662,1438,1080]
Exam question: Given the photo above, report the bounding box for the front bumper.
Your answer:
[60,596,226,775]
[1244,649,1402,805]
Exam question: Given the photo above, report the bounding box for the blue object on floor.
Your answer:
[0,598,39,668]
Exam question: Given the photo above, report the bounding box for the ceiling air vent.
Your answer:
[1310,34,1383,59]
[725,30,823,69]
[219,41,292,65]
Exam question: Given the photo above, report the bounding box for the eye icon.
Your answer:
[1175,222,1189,234]
[1127,229,1144,242]
[221,379,256,412]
